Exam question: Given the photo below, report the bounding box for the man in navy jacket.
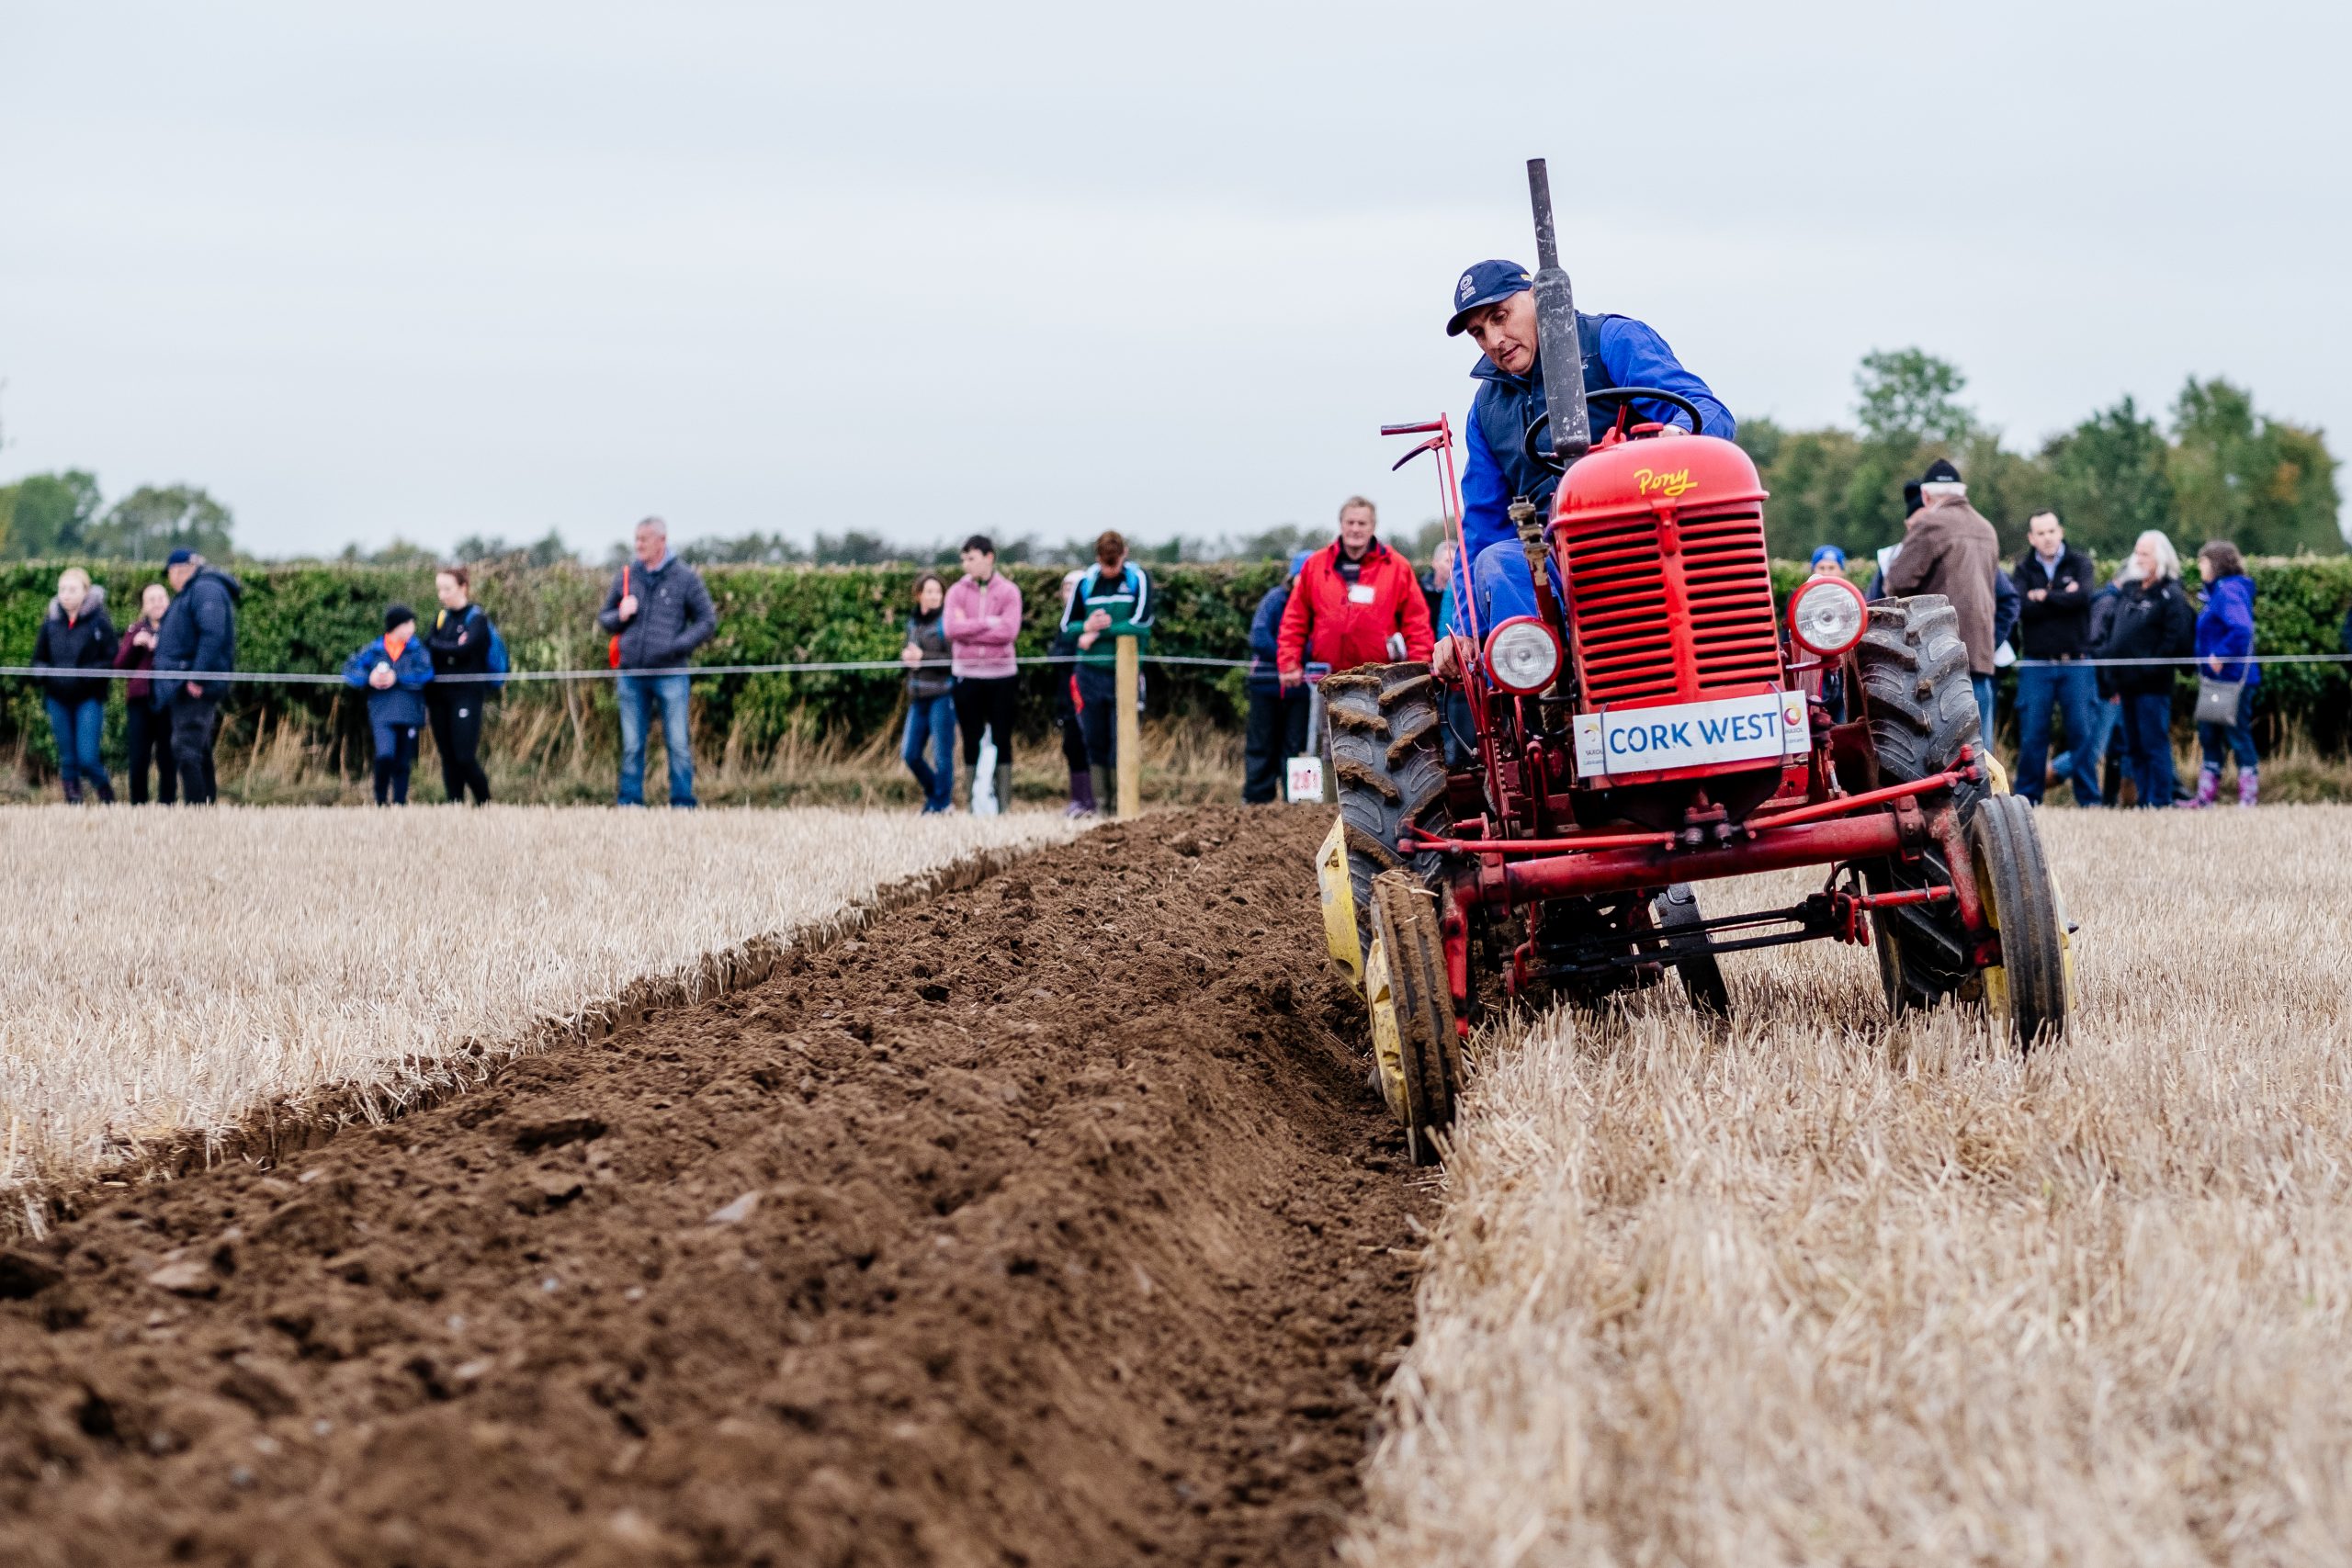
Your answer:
[1444,259,1734,643]
[1242,550,1314,804]
[151,548,241,805]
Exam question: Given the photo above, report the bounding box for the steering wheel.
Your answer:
[1521,387,1707,475]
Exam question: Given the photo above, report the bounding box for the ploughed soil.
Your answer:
[0,807,1426,1568]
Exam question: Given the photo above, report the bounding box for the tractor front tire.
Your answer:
[1366,870,1461,1165]
[1967,794,2073,1049]
[1851,596,1987,1014]
[1324,663,1453,977]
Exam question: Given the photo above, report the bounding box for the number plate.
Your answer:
[1573,691,1808,777]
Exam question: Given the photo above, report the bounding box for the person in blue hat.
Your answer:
[1809,544,1849,576]
[1242,547,1317,803]
[1438,261,1736,655]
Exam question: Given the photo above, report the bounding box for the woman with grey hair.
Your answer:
[2098,529,2195,807]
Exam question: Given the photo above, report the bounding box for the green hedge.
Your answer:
[4,557,2347,776]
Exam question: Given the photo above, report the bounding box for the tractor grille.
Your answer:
[1559,504,1782,705]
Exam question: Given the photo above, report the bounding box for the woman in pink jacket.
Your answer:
[943,534,1024,811]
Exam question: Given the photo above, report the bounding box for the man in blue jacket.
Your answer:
[151,548,241,805]
[1443,259,1735,645]
[1242,550,1314,803]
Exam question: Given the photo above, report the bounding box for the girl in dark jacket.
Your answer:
[2098,531,2196,808]
[2186,540,2260,808]
[424,567,497,804]
[33,568,118,803]
[342,604,435,805]
[899,573,956,812]
[111,582,176,804]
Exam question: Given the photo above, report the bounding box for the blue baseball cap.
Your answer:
[1809,545,1848,570]
[1287,548,1315,580]
[165,547,197,567]
[1446,259,1532,336]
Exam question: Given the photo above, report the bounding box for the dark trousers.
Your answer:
[2118,691,2177,808]
[125,700,176,805]
[2198,682,2258,773]
[1075,665,1121,767]
[372,720,419,806]
[2015,661,2104,807]
[1242,687,1310,804]
[952,675,1018,768]
[167,694,221,805]
[426,689,492,804]
[1057,695,1089,775]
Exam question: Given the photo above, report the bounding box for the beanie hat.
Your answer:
[1920,457,1962,486]
[384,603,416,632]
[1809,544,1848,570]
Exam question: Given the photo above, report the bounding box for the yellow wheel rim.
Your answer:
[1364,933,1408,1122]
[1971,832,2010,1026]
[1316,817,1363,988]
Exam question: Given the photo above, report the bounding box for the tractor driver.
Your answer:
[1432,260,1736,674]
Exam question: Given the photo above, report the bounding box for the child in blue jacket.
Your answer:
[343,604,435,805]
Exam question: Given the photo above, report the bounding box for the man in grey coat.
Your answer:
[1885,457,2003,746]
[597,516,718,807]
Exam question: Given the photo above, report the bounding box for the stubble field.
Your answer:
[0,805,1075,1225]
[1346,805,2352,1566]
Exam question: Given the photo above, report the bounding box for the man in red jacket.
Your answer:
[1278,496,1436,687]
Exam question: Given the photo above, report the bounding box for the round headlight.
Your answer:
[1789,576,1866,657]
[1483,616,1562,694]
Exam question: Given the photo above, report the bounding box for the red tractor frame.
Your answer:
[1319,160,2075,1163]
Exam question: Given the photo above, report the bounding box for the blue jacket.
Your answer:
[1247,583,1292,696]
[2196,573,2259,686]
[151,566,242,705]
[343,635,435,725]
[1460,313,1735,571]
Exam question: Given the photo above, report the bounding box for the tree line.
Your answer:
[1742,349,2341,562]
[4,350,2335,569]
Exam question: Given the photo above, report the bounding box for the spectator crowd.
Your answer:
[1851,457,2268,809]
[13,487,2297,816]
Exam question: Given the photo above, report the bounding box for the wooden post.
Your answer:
[1114,634,1142,818]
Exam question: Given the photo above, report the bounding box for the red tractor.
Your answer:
[1319,160,2075,1163]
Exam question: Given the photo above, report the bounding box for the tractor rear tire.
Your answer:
[1324,662,1453,975]
[1366,870,1461,1166]
[1851,596,1987,1014]
[1966,794,2073,1049]
[1654,884,1731,1019]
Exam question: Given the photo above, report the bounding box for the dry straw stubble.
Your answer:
[1347,806,2352,1567]
[0,805,1074,1221]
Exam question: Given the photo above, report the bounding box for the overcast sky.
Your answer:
[4,1,2346,558]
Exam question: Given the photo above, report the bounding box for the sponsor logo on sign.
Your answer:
[1572,691,1809,776]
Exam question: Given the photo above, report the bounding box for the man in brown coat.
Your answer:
[1885,457,2002,743]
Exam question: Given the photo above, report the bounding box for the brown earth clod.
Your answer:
[0,807,1425,1568]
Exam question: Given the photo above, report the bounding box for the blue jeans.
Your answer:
[901,692,956,812]
[2198,681,2258,773]
[44,696,107,796]
[616,672,695,807]
[1972,674,1996,756]
[2118,691,2177,808]
[2014,662,2104,807]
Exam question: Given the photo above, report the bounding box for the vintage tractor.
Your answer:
[1320,159,2075,1164]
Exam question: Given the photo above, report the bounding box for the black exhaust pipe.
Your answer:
[1525,158,1589,468]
